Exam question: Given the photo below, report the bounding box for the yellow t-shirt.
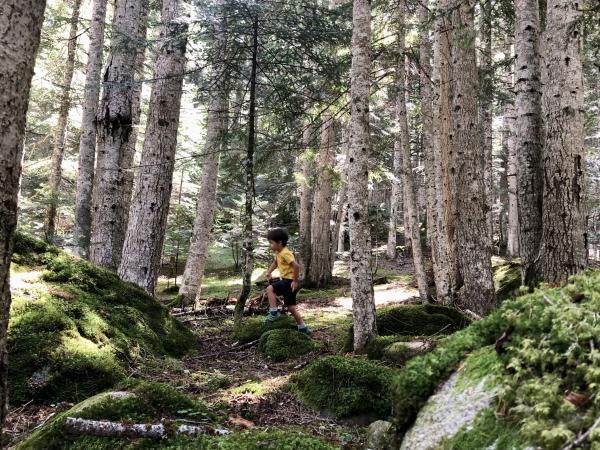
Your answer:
[275,247,296,280]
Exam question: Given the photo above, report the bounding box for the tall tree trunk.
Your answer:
[234,17,258,330]
[397,5,428,302]
[298,120,315,281]
[538,0,586,282]
[515,0,543,284]
[422,1,450,303]
[307,114,335,287]
[118,0,188,294]
[90,0,146,271]
[332,127,349,266]
[44,0,82,242]
[179,6,229,305]
[387,139,402,259]
[348,0,376,351]
[433,0,458,301]
[0,0,47,428]
[480,0,494,244]
[451,0,495,314]
[506,101,519,257]
[74,0,109,258]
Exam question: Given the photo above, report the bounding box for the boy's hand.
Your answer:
[291,281,299,292]
[266,272,273,282]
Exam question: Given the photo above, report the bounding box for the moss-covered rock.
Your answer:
[361,335,411,360]
[382,340,433,365]
[8,234,195,405]
[290,355,394,418]
[258,329,318,362]
[493,260,522,300]
[233,315,296,344]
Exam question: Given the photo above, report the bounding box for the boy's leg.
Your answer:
[262,284,281,324]
[287,305,304,326]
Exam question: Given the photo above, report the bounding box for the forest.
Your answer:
[1,0,600,448]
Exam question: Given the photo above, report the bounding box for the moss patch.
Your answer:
[233,315,296,344]
[493,260,522,300]
[258,329,318,362]
[361,335,411,360]
[8,234,195,405]
[291,355,394,418]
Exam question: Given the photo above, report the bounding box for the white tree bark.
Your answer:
[74,0,109,258]
[515,0,543,283]
[538,0,587,282]
[118,0,188,294]
[451,0,495,315]
[298,120,315,281]
[506,101,519,257]
[332,127,349,266]
[45,0,82,242]
[90,0,146,271]
[387,139,402,259]
[307,114,335,287]
[348,0,376,351]
[0,0,47,427]
[396,5,428,302]
[179,5,229,304]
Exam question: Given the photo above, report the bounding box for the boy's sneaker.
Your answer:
[262,310,281,325]
[298,326,312,336]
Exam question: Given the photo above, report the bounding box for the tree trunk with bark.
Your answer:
[332,127,349,266]
[397,5,428,302]
[515,0,543,284]
[298,121,315,281]
[432,0,457,302]
[179,5,229,305]
[90,0,146,271]
[118,0,188,294]
[74,0,109,258]
[506,101,519,257]
[348,0,376,351]
[307,114,335,287]
[538,0,587,282]
[0,0,47,428]
[45,0,82,242]
[451,0,495,315]
[387,140,402,259]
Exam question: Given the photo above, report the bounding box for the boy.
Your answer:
[263,228,311,335]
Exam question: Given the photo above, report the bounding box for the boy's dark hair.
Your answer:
[267,228,289,246]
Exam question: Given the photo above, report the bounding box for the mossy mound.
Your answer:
[9,233,195,405]
[258,329,318,362]
[493,260,522,300]
[290,355,394,418]
[362,335,411,360]
[394,269,600,450]
[233,315,296,344]
[17,381,335,450]
[344,304,469,352]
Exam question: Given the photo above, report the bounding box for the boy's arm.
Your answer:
[291,261,300,291]
[266,259,277,280]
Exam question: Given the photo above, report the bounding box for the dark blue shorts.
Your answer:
[271,278,299,305]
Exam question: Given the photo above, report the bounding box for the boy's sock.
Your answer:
[298,324,311,335]
[269,307,278,313]
[263,308,280,324]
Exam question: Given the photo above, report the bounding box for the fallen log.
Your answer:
[63,417,231,439]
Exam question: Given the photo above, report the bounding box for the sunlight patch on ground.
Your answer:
[318,283,418,312]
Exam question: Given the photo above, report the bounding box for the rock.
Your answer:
[383,340,433,364]
[399,349,498,450]
[366,420,398,450]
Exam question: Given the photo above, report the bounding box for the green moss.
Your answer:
[291,355,394,418]
[454,347,502,390]
[439,409,529,450]
[8,236,195,405]
[493,260,522,300]
[233,315,296,344]
[12,231,59,267]
[231,380,269,396]
[382,342,414,364]
[362,335,411,360]
[392,310,506,432]
[258,329,318,362]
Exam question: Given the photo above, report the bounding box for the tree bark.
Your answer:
[118,0,188,294]
[90,0,146,271]
[298,120,315,281]
[506,101,519,257]
[514,0,543,284]
[44,0,82,242]
[451,0,495,314]
[179,5,229,305]
[74,0,109,258]
[348,0,376,351]
[234,17,258,331]
[432,0,457,302]
[538,0,587,282]
[307,114,335,287]
[397,4,428,302]
[0,0,47,428]
[332,127,349,266]
[387,137,402,259]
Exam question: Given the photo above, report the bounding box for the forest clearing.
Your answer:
[1,0,600,449]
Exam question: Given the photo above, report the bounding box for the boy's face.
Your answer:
[268,239,284,252]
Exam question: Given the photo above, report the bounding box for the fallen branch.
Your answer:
[63,417,230,439]
[462,309,483,321]
[561,415,600,450]
[200,339,260,358]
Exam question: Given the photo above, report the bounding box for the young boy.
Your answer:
[263,228,310,335]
